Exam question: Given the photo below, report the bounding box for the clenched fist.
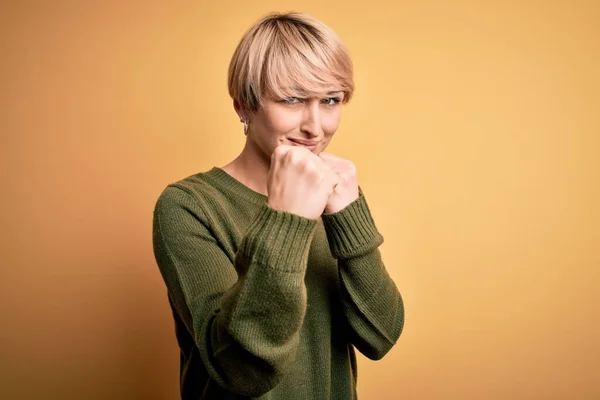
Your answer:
[319,152,360,214]
[267,145,340,219]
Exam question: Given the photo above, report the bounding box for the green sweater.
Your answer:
[152,167,404,399]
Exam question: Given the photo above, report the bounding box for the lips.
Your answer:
[288,138,319,149]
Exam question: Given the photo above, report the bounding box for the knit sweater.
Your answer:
[152,167,404,399]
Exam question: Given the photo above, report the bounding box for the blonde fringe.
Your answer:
[228,12,354,111]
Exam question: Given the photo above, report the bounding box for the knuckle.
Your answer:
[345,161,357,174]
[272,147,286,161]
[314,169,326,182]
[287,147,304,163]
[302,158,316,172]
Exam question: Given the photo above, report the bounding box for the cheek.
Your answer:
[265,108,301,134]
[322,109,342,136]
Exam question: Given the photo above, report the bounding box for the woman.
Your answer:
[153,12,404,399]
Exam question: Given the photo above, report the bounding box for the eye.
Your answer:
[321,97,341,106]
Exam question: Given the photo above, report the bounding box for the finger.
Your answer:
[320,160,339,175]
[321,158,341,172]
[272,144,293,159]
[327,166,341,188]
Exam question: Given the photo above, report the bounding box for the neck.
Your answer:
[221,139,270,196]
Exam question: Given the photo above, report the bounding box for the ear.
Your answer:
[233,100,245,121]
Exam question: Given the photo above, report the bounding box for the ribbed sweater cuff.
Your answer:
[238,204,318,272]
[321,194,384,259]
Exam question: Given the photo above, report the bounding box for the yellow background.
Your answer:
[1,1,599,399]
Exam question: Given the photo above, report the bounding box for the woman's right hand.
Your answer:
[266,145,339,219]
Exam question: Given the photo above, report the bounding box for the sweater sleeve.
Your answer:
[321,191,404,360]
[153,186,317,397]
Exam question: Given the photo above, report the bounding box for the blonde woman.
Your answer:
[153,12,404,399]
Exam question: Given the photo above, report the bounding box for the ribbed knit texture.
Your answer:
[152,167,404,399]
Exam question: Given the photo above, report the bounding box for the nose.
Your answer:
[299,101,323,139]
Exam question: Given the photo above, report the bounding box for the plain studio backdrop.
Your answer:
[1,1,599,399]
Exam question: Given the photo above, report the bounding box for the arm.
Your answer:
[153,186,316,396]
[321,192,404,360]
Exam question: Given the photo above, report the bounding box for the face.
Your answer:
[240,91,344,162]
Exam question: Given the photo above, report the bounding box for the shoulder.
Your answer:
[154,170,224,219]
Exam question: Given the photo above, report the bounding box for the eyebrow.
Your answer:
[279,89,344,98]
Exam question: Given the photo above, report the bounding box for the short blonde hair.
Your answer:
[228,12,354,111]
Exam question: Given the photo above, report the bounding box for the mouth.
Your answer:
[288,138,320,150]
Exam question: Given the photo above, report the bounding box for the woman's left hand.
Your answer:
[319,152,360,214]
